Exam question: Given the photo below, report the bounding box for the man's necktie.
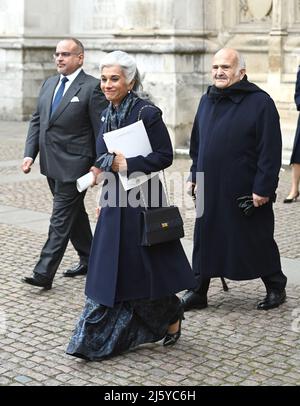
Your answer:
[51,76,69,116]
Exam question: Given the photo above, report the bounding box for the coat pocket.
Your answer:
[225,156,256,198]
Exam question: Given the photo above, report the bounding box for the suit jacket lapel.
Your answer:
[46,76,60,123]
[49,70,86,125]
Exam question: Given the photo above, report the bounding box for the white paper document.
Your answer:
[103,120,158,190]
[76,172,94,193]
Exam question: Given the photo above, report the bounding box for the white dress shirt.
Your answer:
[52,67,83,100]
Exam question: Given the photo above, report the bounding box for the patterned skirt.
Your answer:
[66,294,182,361]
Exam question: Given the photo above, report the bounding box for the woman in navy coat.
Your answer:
[283,68,300,203]
[66,51,196,361]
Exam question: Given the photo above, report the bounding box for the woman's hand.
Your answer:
[111,151,127,173]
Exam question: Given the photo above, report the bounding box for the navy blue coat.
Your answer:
[86,98,196,307]
[290,68,300,164]
[190,83,282,281]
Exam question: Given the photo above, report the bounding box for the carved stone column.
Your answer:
[0,0,70,120]
[0,0,25,120]
[0,0,209,146]
[268,0,288,89]
[76,0,208,148]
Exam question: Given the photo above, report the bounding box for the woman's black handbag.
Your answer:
[140,205,184,246]
[140,172,184,246]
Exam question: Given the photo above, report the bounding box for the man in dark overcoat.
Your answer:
[22,38,107,289]
[182,48,287,311]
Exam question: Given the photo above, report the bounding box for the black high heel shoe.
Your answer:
[163,309,185,347]
[283,191,299,203]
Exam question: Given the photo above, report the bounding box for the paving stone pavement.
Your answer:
[0,121,300,387]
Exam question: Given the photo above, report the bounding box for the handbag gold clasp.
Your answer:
[161,223,169,228]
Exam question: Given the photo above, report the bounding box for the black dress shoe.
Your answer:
[257,289,286,310]
[163,306,185,347]
[22,274,52,290]
[181,290,208,312]
[163,316,185,347]
[63,263,88,277]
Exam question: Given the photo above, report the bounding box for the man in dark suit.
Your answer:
[22,38,108,290]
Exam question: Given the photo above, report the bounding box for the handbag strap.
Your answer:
[137,104,171,209]
[161,171,171,206]
[139,171,171,210]
[138,104,158,121]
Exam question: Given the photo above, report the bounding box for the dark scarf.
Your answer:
[207,75,263,102]
[104,92,139,132]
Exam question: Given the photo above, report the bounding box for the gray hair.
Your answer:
[238,52,246,70]
[215,48,246,71]
[100,50,146,97]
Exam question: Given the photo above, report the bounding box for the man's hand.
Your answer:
[89,166,103,186]
[111,151,127,173]
[96,206,101,220]
[252,193,270,207]
[22,158,33,174]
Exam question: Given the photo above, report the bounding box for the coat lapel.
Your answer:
[46,76,60,123]
[48,70,86,125]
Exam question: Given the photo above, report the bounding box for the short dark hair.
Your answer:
[61,38,84,54]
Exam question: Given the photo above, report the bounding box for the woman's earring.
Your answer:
[128,90,131,94]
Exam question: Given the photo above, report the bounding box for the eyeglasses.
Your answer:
[53,52,81,59]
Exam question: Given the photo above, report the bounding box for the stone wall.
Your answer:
[69,0,208,147]
[0,0,299,158]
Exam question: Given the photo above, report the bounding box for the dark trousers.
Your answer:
[195,271,287,297]
[33,178,93,280]
[261,270,287,293]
